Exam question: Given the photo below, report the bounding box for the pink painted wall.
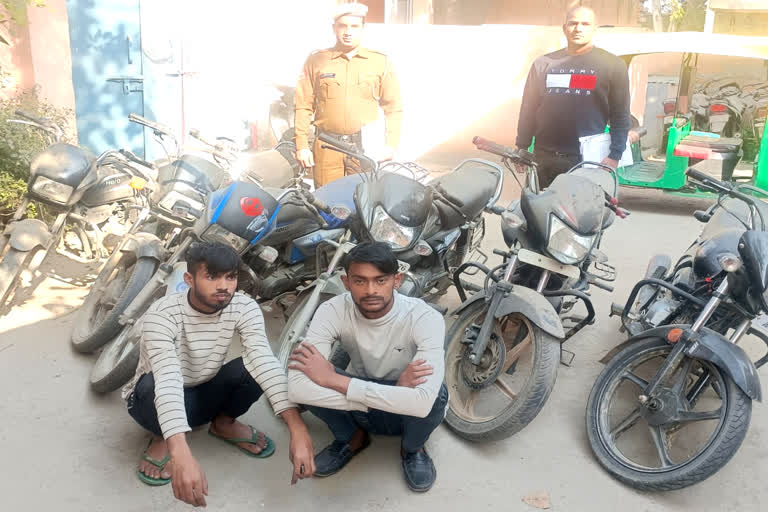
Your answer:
[1,1,76,121]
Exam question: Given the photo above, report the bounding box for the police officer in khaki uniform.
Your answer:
[295,3,402,187]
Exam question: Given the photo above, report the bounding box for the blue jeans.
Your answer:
[305,372,448,453]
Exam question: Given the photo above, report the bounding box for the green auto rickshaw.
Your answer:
[601,32,768,195]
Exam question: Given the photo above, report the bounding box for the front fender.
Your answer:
[495,285,565,339]
[5,219,52,252]
[120,233,166,261]
[452,286,565,339]
[687,328,762,402]
[600,325,762,402]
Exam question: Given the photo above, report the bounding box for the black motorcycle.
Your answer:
[444,137,627,442]
[70,113,233,353]
[274,132,502,368]
[586,167,768,491]
[0,110,155,311]
[86,172,356,393]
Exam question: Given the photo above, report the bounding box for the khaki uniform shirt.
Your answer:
[295,46,402,151]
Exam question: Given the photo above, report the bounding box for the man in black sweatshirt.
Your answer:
[516,6,630,188]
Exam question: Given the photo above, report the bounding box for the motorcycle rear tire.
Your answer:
[444,300,561,442]
[71,255,157,353]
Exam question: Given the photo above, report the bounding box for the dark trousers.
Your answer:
[534,148,582,189]
[305,373,449,453]
[127,357,263,437]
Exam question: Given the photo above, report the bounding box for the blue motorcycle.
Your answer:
[87,175,359,392]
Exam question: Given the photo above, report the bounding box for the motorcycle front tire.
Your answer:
[71,255,157,353]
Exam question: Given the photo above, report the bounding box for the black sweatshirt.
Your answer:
[516,47,630,161]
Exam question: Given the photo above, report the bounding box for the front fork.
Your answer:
[640,278,730,402]
[283,231,351,348]
[118,235,194,325]
[468,251,549,365]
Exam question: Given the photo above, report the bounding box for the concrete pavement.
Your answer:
[0,188,766,511]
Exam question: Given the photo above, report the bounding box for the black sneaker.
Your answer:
[401,448,436,492]
[314,435,371,477]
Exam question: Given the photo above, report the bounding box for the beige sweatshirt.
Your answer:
[287,292,445,418]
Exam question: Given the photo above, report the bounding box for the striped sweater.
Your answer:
[122,291,295,439]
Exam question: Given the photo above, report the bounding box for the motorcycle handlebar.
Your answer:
[119,149,154,170]
[189,128,227,152]
[128,113,173,136]
[473,136,536,166]
[685,167,723,189]
[317,132,362,157]
[635,127,648,138]
[15,109,48,126]
[307,193,330,214]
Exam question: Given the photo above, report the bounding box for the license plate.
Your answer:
[517,248,580,280]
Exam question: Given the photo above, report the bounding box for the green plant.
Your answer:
[0,87,73,221]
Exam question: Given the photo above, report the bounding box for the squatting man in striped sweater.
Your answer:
[122,242,315,506]
[287,242,448,492]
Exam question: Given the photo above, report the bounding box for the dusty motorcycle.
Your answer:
[0,110,155,311]
[586,167,768,491]
[70,113,234,353]
[443,137,628,442]
[275,132,502,369]
[87,172,354,393]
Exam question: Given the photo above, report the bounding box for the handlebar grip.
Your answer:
[128,113,171,135]
[317,132,360,156]
[635,127,648,138]
[685,167,720,186]
[119,149,154,169]
[15,109,47,125]
[472,136,514,158]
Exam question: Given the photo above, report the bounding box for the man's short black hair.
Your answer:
[344,242,399,275]
[185,242,241,277]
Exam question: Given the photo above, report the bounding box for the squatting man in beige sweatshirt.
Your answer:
[287,242,448,492]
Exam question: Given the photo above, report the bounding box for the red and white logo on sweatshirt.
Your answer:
[546,68,597,95]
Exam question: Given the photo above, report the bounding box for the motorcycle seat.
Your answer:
[432,159,501,230]
[680,135,742,153]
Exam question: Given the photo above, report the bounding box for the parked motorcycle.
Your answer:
[586,167,768,491]
[274,132,503,369]
[0,110,155,311]
[70,113,233,353]
[87,171,356,393]
[443,137,628,442]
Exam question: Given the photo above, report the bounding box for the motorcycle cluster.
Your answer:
[1,110,767,493]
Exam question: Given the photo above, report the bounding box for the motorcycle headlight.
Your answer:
[368,205,416,250]
[546,215,595,265]
[201,224,250,253]
[31,176,74,203]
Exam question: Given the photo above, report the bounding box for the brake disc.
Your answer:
[460,332,506,390]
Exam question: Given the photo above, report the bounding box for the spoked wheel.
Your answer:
[89,322,141,393]
[71,252,157,353]
[586,336,751,491]
[444,301,561,442]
